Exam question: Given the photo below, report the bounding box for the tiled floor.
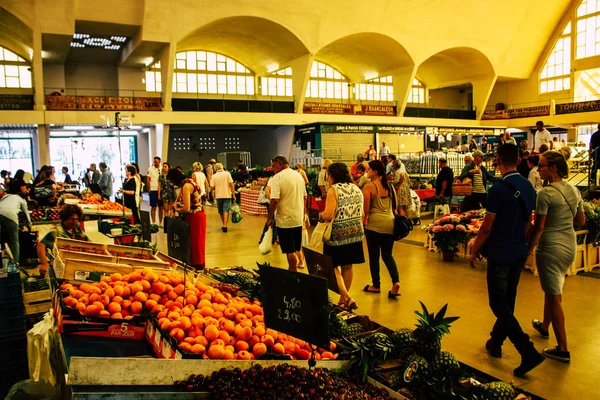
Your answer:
[44,200,600,400]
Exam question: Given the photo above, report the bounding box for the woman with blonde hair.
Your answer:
[192,161,209,204]
[295,163,309,185]
[392,159,411,217]
[527,150,585,363]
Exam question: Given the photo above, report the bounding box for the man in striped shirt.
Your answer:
[458,150,499,211]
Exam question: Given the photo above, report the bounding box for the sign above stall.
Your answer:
[0,94,34,110]
[46,95,162,111]
[321,124,376,133]
[378,126,419,133]
[555,100,600,115]
[434,127,497,135]
[481,105,550,120]
[303,102,396,116]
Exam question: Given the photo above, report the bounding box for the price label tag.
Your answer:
[166,218,191,264]
[259,264,330,348]
[162,339,172,359]
[154,329,161,348]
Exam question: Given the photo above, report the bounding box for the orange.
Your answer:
[245,311,254,319]
[71,290,85,299]
[63,297,78,308]
[145,299,158,310]
[235,340,249,352]
[191,316,205,328]
[167,291,178,301]
[110,273,123,282]
[172,276,183,286]
[204,325,219,341]
[266,329,279,341]
[140,280,152,292]
[284,341,297,355]
[173,284,185,296]
[99,310,111,317]
[219,330,230,343]
[104,288,115,299]
[272,343,285,355]
[184,289,196,298]
[210,339,226,347]
[223,307,238,319]
[321,351,334,360]
[191,344,205,354]
[179,342,192,352]
[187,326,203,338]
[122,300,132,311]
[111,312,123,319]
[122,274,130,282]
[130,301,143,314]
[169,328,185,342]
[184,337,196,345]
[200,293,212,301]
[238,327,253,341]
[121,309,130,317]
[198,299,212,309]
[181,307,193,317]
[252,342,267,357]
[134,292,148,303]
[247,335,260,348]
[159,275,170,284]
[85,304,101,316]
[237,350,252,360]
[240,319,253,328]
[261,334,274,347]
[129,272,142,282]
[249,304,263,316]
[194,336,208,347]
[107,302,121,314]
[199,306,214,318]
[295,348,311,360]
[207,345,225,359]
[235,313,247,324]
[152,282,167,295]
[131,283,144,295]
[168,320,181,330]
[144,272,157,283]
[223,349,234,360]
[221,319,235,334]
[88,293,100,303]
[149,293,161,302]
[87,286,102,295]
[112,296,123,304]
[99,294,110,307]
[92,301,105,310]
[100,276,112,283]
[186,295,198,306]
[179,316,192,331]
[122,286,131,298]
[76,302,86,315]
[168,311,181,321]
[113,285,124,297]
[213,293,227,304]
[158,317,170,326]
[213,311,223,319]
[253,326,266,337]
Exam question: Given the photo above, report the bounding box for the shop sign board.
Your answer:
[0,94,34,110]
[555,100,600,115]
[303,102,396,116]
[378,126,418,133]
[482,105,550,120]
[259,263,330,348]
[321,124,375,133]
[45,95,161,111]
[166,218,191,265]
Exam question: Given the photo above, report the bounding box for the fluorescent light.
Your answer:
[73,33,90,39]
[104,45,121,50]
[111,36,127,43]
[129,126,143,130]
[67,126,95,130]
[70,42,85,48]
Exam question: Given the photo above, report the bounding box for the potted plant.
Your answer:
[427,215,468,261]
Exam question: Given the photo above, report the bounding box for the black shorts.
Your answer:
[149,190,160,207]
[277,226,302,254]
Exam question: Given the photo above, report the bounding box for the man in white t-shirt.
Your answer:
[267,155,307,271]
[533,121,553,153]
[147,156,161,225]
[379,141,391,164]
[210,163,236,232]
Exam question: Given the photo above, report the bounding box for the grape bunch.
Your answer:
[210,282,239,296]
[174,364,392,400]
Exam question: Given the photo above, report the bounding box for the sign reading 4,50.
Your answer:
[277,296,302,323]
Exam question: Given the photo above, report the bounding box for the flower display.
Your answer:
[583,200,600,244]
[427,213,470,253]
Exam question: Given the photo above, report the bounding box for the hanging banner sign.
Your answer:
[482,105,550,120]
[378,126,418,133]
[303,102,396,116]
[0,94,34,110]
[555,100,600,115]
[46,95,162,111]
[321,124,375,133]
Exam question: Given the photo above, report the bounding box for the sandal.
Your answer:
[297,264,305,269]
[345,298,358,311]
[388,282,401,299]
[363,284,381,293]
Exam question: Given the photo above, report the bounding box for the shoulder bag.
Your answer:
[390,184,413,241]
[257,185,270,205]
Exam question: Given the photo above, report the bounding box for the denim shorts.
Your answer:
[217,198,231,214]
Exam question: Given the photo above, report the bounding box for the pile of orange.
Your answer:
[60,268,338,360]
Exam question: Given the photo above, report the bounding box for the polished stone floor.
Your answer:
[80,201,600,400]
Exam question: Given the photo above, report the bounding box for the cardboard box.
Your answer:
[56,290,146,340]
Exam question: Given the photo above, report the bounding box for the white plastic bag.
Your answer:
[259,227,273,255]
[434,204,450,220]
[27,311,57,385]
[301,227,309,246]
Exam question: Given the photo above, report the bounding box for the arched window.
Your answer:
[407,78,426,104]
[260,67,292,96]
[540,23,571,93]
[305,61,349,99]
[145,51,255,95]
[0,46,31,88]
[355,76,393,101]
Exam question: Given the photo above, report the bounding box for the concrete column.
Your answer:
[472,75,498,120]
[161,124,170,162]
[288,54,313,113]
[391,65,418,118]
[32,28,45,111]
[33,124,51,170]
[159,44,177,111]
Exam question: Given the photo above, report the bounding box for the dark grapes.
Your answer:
[176,364,392,399]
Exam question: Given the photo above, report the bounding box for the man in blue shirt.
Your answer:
[470,144,545,377]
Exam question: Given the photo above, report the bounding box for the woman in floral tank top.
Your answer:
[158,162,176,221]
[320,162,365,311]
[168,169,206,269]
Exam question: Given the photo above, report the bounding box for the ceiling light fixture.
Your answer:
[71,33,127,50]
[67,126,95,131]
[70,42,85,48]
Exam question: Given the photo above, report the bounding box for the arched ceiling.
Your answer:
[0,7,32,61]
[177,16,309,75]
[417,47,495,88]
[315,32,413,82]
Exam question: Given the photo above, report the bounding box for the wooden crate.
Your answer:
[55,247,115,263]
[587,243,600,271]
[118,257,170,269]
[106,243,154,259]
[53,257,133,281]
[54,237,107,255]
[22,277,52,315]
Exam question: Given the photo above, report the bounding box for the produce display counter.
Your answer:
[239,188,268,216]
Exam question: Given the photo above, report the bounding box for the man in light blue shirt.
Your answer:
[0,193,31,262]
[98,162,113,200]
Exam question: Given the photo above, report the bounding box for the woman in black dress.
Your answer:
[120,165,140,224]
[8,169,29,196]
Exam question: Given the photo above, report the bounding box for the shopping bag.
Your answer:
[259,227,273,255]
[257,186,270,205]
[230,202,243,223]
[433,204,450,220]
[308,221,332,249]
[27,311,58,385]
[301,227,309,246]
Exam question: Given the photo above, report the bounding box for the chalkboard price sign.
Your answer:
[166,218,191,265]
[259,264,330,348]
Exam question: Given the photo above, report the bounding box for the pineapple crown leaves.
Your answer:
[415,301,460,335]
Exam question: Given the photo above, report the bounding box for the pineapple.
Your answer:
[391,327,416,356]
[431,351,460,377]
[386,370,404,389]
[330,314,348,339]
[401,354,430,387]
[345,323,365,337]
[478,381,516,400]
[413,301,459,361]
